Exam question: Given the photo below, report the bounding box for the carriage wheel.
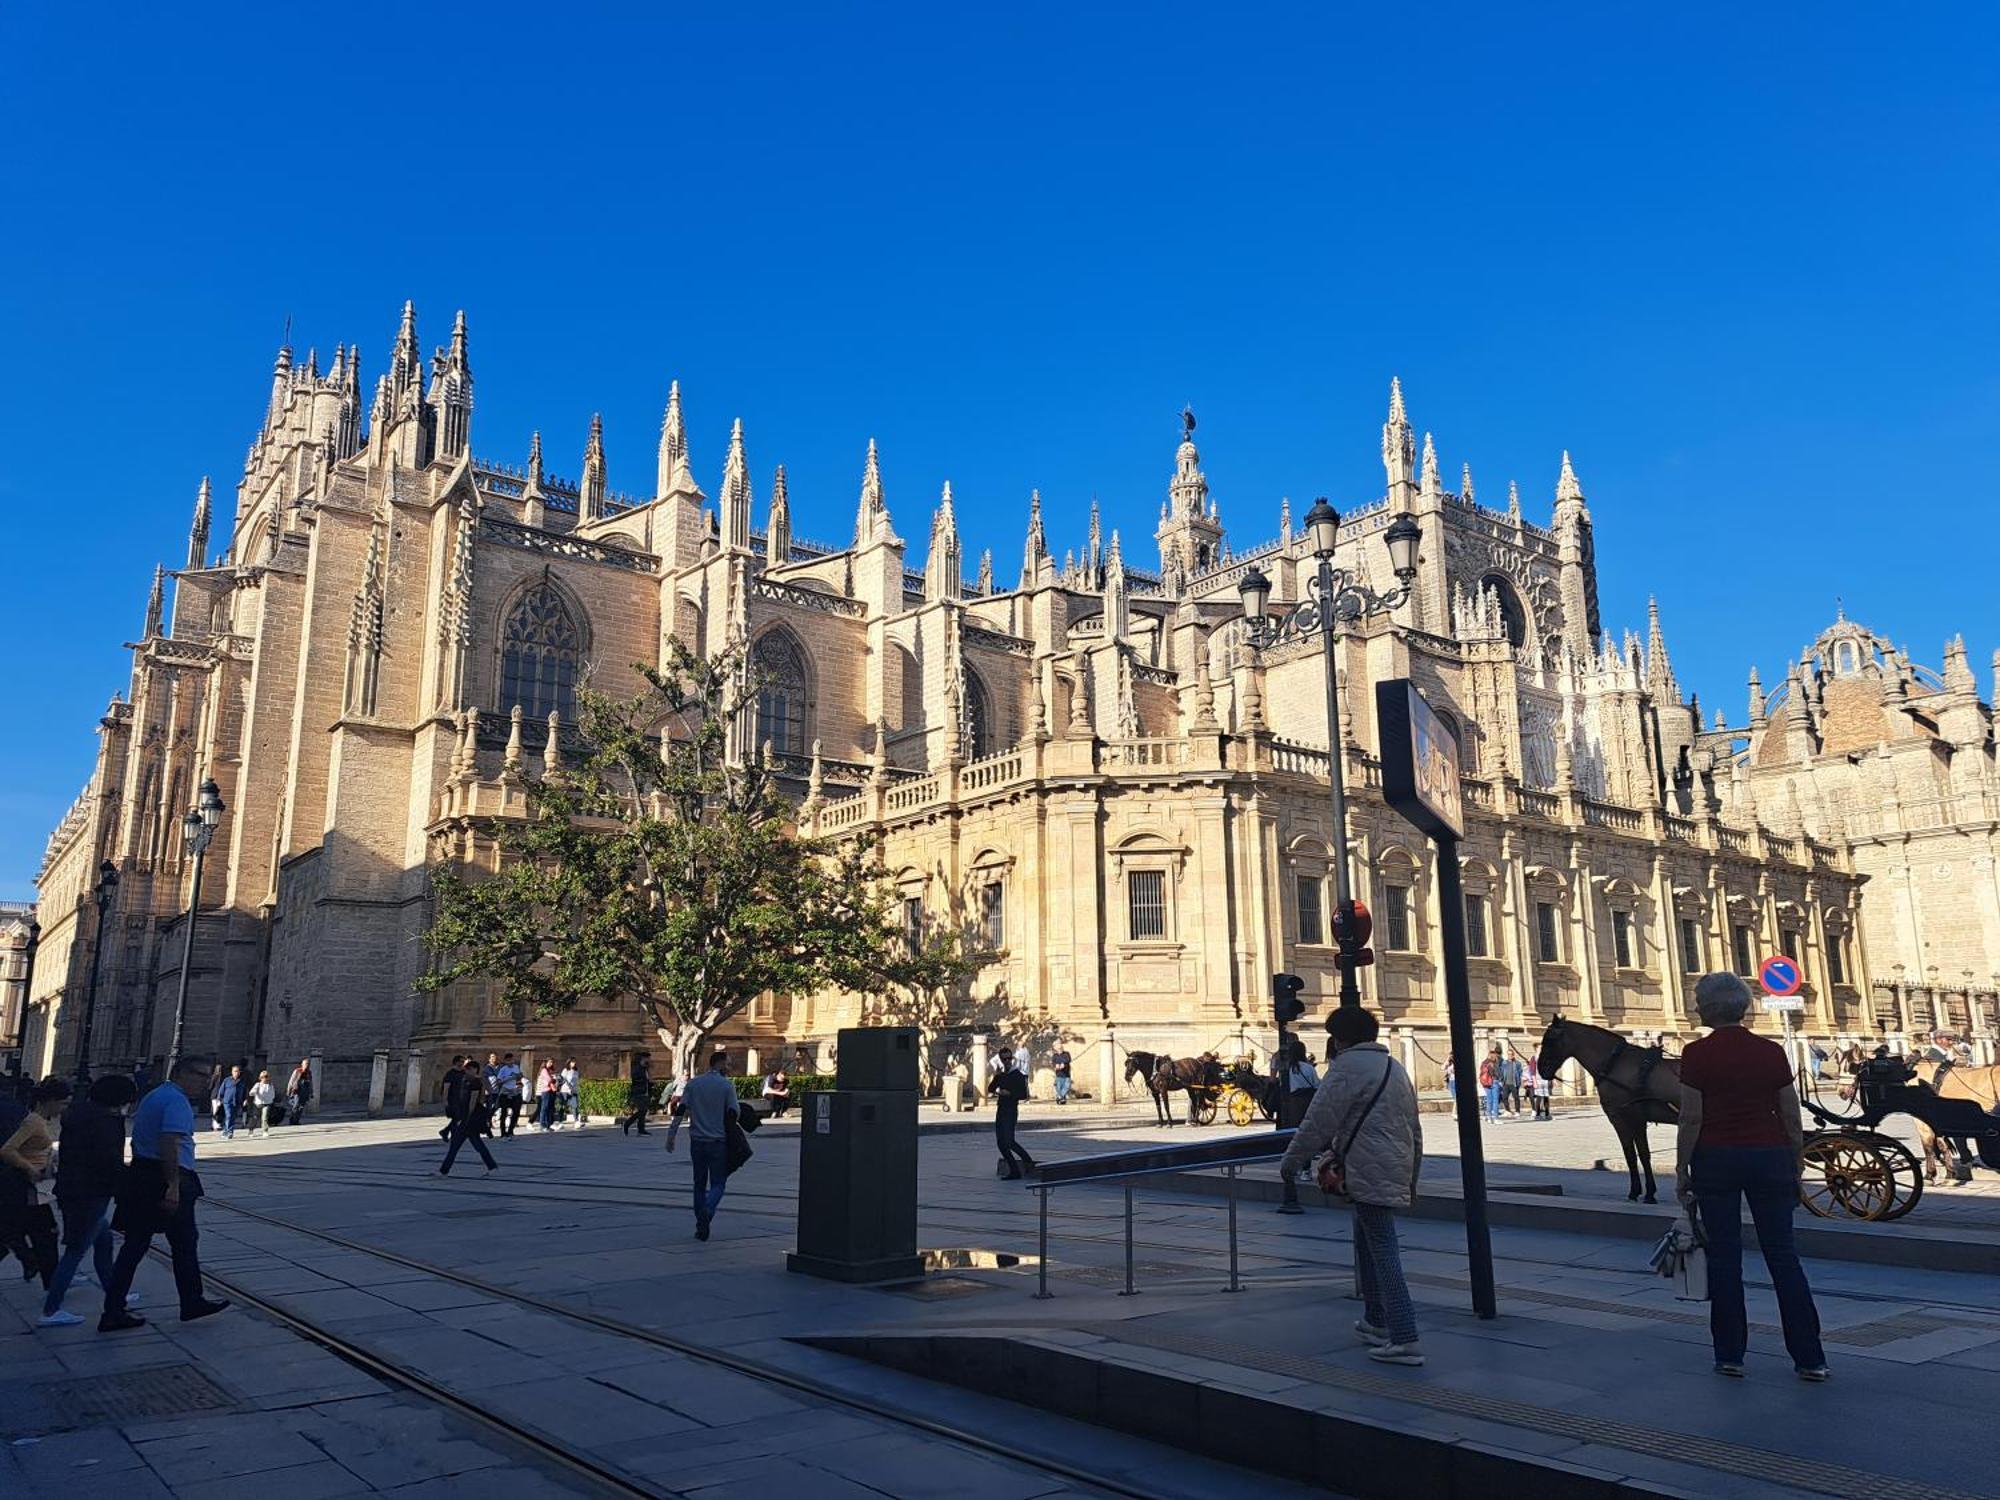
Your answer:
[1190,1093,1218,1126]
[1227,1089,1256,1127]
[1800,1135,1921,1221]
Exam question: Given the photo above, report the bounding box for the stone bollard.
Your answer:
[367,1049,389,1117]
[1100,1028,1117,1104]
[402,1048,424,1114]
[968,1033,989,1104]
[308,1049,324,1119]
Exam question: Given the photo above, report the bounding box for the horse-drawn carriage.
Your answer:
[1538,1016,2000,1222]
[1123,1051,1277,1127]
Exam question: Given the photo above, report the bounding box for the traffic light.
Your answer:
[1272,972,1306,1025]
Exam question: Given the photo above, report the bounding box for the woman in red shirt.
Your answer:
[1675,972,1828,1381]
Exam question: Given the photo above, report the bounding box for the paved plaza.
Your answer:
[5,1102,1998,1498]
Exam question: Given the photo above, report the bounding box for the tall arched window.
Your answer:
[500,583,584,722]
[754,630,809,758]
[1480,574,1528,648]
[964,669,992,759]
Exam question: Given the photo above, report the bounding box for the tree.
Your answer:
[420,639,967,1083]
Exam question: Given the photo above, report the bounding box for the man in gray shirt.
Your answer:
[670,1050,739,1241]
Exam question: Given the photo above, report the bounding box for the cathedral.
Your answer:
[23,303,1928,1103]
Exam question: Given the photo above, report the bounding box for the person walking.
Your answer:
[438,1062,498,1176]
[99,1056,230,1331]
[1500,1047,1524,1117]
[1676,972,1829,1382]
[494,1053,524,1137]
[217,1065,244,1140]
[479,1052,501,1135]
[1,1078,69,1292]
[620,1053,653,1136]
[560,1059,584,1128]
[248,1070,276,1137]
[438,1057,466,1141]
[534,1060,558,1132]
[1051,1046,1073,1105]
[1479,1046,1502,1123]
[1280,1007,1425,1366]
[285,1058,313,1126]
[668,1050,738,1240]
[992,1047,1035,1179]
[40,1074,135,1326]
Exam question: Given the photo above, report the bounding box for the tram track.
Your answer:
[189,1193,1196,1500]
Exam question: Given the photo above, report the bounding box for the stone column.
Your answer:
[367,1048,389,1117]
[402,1048,424,1114]
[745,1047,761,1079]
[1099,1027,1118,1104]
[969,1033,989,1103]
[308,1049,324,1115]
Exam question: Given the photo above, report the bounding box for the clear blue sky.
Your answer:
[2,6,1995,896]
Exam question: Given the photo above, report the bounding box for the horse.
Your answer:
[1124,1051,1222,1126]
[1536,1016,1681,1203]
[1910,1057,2000,1181]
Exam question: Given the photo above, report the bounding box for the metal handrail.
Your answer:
[1027,1130,1297,1299]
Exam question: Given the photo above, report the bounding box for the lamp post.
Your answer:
[165,777,225,1084]
[3,918,36,1081]
[1240,501,1422,1010]
[74,861,119,1084]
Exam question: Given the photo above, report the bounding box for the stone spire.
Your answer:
[335,342,362,457]
[580,413,607,521]
[1554,450,1587,517]
[854,438,887,545]
[1021,489,1048,586]
[521,430,547,528]
[1419,433,1441,498]
[143,564,165,638]
[719,419,752,549]
[1279,496,1293,544]
[1460,463,1476,506]
[266,343,293,432]
[1191,650,1219,731]
[431,309,472,461]
[1382,377,1415,492]
[975,549,994,595]
[766,464,791,565]
[1748,666,1766,727]
[1943,634,1976,693]
[1507,480,1523,524]
[1087,497,1103,579]
[1103,529,1128,639]
[1645,597,1681,704]
[388,300,422,417]
[503,705,524,778]
[925,481,961,602]
[656,380,693,499]
[544,710,563,775]
[1168,407,1208,518]
[343,523,385,716]
[186,478,212,569]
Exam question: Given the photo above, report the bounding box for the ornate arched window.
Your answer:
[500,582,583,722]
[1480,574,1528,649]
[964,669,992,759]
[754,630,810,758]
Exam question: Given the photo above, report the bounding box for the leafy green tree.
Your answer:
[420,639,967,1083]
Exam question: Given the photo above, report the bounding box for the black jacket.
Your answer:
[55,1098,127,1201]
[445,1069,481,1120]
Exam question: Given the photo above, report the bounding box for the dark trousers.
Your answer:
[44,1196,116,1314]
[1,1178,58,1287]
[536,1092,557,1129]
[104,1171,207,1317]
[439,1108,462,1141]
[440,1116,497,1173]
[1692,1145,1826,1369]
[626,1102,651,1133]
[996,1110,1034,1174]
[498,1098,522,1136]
[690,1137,729,1223]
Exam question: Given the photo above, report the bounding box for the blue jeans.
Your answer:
[1691,1145,1826,1369]
[1482,1083,1501,1122]
[690,1138,729,1224]
[1054,1075,1071,1103]
[43,1197,115,1316]
[221,1101,238,1138]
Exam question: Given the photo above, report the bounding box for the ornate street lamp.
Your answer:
[164,777,225,1084]
[74,861,119,1083]
[2,918,36,1078]
[1240,502,1422,1009]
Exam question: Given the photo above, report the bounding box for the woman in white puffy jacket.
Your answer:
[1278,1006,1425,1366]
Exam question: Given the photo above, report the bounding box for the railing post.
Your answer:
[1120,1183,1137,1296]
[1224,1164,1243,1293]
[1034,1189,1052,1299]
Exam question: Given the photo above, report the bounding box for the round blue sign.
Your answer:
[1759,955,1802,997]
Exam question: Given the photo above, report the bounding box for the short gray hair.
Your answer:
[1694,972,1752,1025]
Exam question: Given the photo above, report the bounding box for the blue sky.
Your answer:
[2,6,1995,895]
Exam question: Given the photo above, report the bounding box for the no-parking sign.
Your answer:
[1759,954,1803,1011]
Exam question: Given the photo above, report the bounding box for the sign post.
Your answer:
[1376,678,1495,1320]
[1759,954,1805,1072]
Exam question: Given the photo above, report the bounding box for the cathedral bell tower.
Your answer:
[1154,408,1225,587]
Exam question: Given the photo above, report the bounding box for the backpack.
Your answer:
[1478,1059,1497,1088]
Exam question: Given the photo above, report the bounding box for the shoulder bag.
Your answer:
[1314,1059,1395,1198]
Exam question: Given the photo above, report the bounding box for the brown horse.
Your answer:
[1536,1016,1681,1203]
[1910,1057,2000,1180]
[1124,1051,1221,1126]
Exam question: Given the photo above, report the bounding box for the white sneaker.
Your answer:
[1353,1320,1390,1347]
[38,1310,83,1328]
[1367,1342,1425,1366]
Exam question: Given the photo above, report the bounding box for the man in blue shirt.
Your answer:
[669,1050,739,1241]
[99,1057,229,1332]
